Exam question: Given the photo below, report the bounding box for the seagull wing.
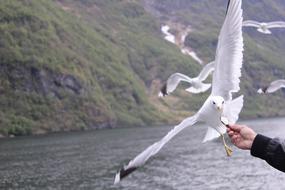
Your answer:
[223,95,244,124]
[211,0,244,101]
[266,21,285,28]
[242,20,260,27]
[159,73,193,96]
[197,61,215,81]
[114,114,199,184]
[266,79,285,93]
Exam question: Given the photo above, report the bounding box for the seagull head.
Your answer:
[257,87,267,94]
[211,96,225,112]
[259,23,268,31]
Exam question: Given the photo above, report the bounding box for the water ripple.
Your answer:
[0,118,285,189]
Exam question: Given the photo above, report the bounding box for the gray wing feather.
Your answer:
[267,21,285,28]
[197,61,215,81]
[242,20,260,27]
[267,79,285,93]
[166,73,193,93]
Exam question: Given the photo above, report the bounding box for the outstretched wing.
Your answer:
[267,21,285,29]
[159,73,193,96]
[197,61,215,81]
[114,114,199,184]
[242,20,260,27]
[211,0,244,101]
[267,79,285,93]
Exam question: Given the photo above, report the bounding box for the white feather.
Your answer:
[196,61,215,81]
[185,83,211,94]
[243,20,285,34]
[223,95,244,124]
[119,115,198,171]
[160,61,214,96]
[165,73,193,94]
[265,21,285,29]
[211,0,244,101]
[242,20,261,27]
[202,127,221,143]
[260,79,285,94]
[257,88,264,94]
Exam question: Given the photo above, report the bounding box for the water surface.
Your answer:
[0,118,285,189]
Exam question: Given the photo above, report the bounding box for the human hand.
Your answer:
[227,124,257,150]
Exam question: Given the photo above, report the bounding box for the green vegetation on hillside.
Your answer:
[1,0,285,136]
[0,0,202,136]
[151,0,285,119]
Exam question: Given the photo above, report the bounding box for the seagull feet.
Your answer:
[224,145,233,157]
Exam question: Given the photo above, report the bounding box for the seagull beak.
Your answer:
[217,106,222,111]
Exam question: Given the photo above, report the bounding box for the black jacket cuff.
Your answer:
[250,134,272,160]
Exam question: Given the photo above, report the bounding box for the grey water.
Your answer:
[0,118,285,190]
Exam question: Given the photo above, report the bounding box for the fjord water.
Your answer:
[1,118,285,190]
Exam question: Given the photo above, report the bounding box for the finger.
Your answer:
[232,135,239,142]
[228,124,242,132]
[228,131,234,137]
[232,138,238,145]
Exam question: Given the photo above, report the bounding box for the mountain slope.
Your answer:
[145,0,285,118]
[0,0,203,136]
[1,0,285,136]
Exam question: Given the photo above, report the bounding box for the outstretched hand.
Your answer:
[227,124,257,150]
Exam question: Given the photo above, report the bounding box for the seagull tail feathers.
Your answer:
[202,127,221,143]
[257,28,271,34]
[185,83,211,94]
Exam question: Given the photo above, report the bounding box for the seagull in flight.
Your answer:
[243,20,285,34]
[114,0,244,184]
[257,79,285,94]
[159,61,215,97]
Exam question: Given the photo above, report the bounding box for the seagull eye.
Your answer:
[212,101,216,105]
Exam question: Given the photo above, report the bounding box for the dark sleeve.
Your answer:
[250,134,285,172]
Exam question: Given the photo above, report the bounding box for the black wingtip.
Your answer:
[114,167,138,184]
[262,87,268,93]
[257,86,268,94]
[120,167,138,179]
[160,83,168,97]
[225,0,230,15]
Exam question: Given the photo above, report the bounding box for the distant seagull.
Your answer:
[243,20,285,34]
[257,79,285,94]
[114,0,244,184]
[159,61,214,97]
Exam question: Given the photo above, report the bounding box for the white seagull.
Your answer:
[159,61,215,97]
[243,20,285,34]
[114,0,244,184]
[257,79,285,94]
